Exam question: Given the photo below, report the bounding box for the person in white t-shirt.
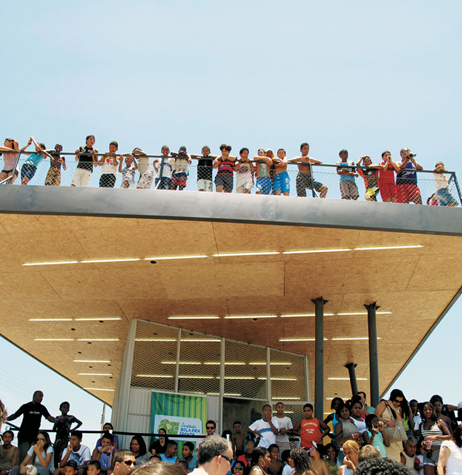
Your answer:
[248,405,279,448]
[437,426,462,475]
[274,402,294,453]
[55,431,91,475]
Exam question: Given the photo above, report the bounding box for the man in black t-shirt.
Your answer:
[7,390,55,463]
[71,135,98,187]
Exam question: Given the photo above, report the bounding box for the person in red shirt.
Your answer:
[294,404,330,450]
[377,151,400,203]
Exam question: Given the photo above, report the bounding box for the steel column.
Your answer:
[312,297,328,419]
[345,362,359,397]
[364,302,380,407]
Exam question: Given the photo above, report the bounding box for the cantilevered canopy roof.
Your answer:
[1,190,462,413]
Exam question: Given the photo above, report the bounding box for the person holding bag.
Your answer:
[375,389,408,462]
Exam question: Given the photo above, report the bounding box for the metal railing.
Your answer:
[1,151,460,207]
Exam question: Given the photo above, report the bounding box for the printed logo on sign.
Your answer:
[154,415,203,436]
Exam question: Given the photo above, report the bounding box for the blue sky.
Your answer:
[1,0,461,440]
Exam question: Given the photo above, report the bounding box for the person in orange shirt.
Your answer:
[294,404,330,450]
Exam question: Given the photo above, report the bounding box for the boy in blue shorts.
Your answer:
[213,144,236,193]
[254,149,273,195]
[153,145,174,190]
[272,148,290,196]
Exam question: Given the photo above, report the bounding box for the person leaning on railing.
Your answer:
[396,148,423,205]
[0,137,31,185]
[72,135,98,187]
[288,142,328,198]
[45,144,66,187]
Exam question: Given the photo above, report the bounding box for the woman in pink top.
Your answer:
[0,138,32,184]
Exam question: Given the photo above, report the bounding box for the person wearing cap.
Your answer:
[112,451,136,475]
[63,460,78,475]
[190,435,233,475]
[98,141,121,188]
[45,144,66,186]
[396,148,423,204]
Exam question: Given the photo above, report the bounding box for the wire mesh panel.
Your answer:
[224,340,268,400]
[131,321,178,391]
[177,330,221,395]
[269,349,307,402]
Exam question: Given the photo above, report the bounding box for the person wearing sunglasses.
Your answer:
[232,462,245,475]
[112,450,136,475]
[189,435,233,475]
[10,431,53,475]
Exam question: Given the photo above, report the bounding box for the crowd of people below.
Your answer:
[0,137,459,207]
[1,390,462,475]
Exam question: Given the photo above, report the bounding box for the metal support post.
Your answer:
[309,163,316,198]
[345,362,359,397]
[312,297,328,419]
[174,328,181,393]
[364,302,380,408]
[266,347,272,405]
[219,338,225,434]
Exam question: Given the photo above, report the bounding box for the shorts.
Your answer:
[137,170,154,189]
[99,174,116,188]
[436,188,458,206]
[423,449,440,466]
[1,168,19,177]
[273,172,290,193]
[45,167,61,186]
[379,181,397,201]
[121,170,136,188]
[215,174,233,193]
[71,168,92,187]
[172,172,188,187]
[365,186,380,201]
[236,181,253,193]
[397,184,421,203]
[21,163,37,181]
[197,179,213,192]
[256,176,272,195]
[155,177,172,190]
[296,172,324,197]
[340,180,359,200]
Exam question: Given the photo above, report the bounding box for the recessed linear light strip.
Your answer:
[224,315,278,319]
[168,316,220,320]
[74,360,111,363]
[34,338,119,342]
[279,337,381,342]
[30,317,122,322]
[22,245,424,266]
[328,377,368,381]
[78,373,113,376]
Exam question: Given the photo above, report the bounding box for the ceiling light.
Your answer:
[74,317,123,321]
[331,337,381,341]
[213,252,280,257]
[181,339,221,342]
[81,258,141,263]
[168,316,220,320]
[76,338,119,342]
[272,397,301,400]
[23,261,79,266]
[280,313,335,317]
[326,397,350,400]
[282,249,351,254]
[279,338,328,342]
[136,374,174,378]
[78,373,113,376]
[249,362,292,365]
[222,376,255,380]
[84,388,115,392]
[74,360,111,363]
[224,315,278,319]
[144,255,208,260]
[224,393,242,397]
[354,245,423,251]
[337,312,392,316]
[135,338,177,342]
[178,375,214,379]
[258,377,297,381]
[327,378,367,381]
[29,318,73,322]
[160,361,202,365]
[35,338,74,341]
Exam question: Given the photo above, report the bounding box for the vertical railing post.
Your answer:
[312,297,328,419]
[452,173,462,205]
[219,337,225,434]
[309,163,316,198]
[364,302,380,408]
[304,355,311,402]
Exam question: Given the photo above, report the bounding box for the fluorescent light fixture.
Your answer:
[81,258,141,263]
[224,393,242,397]
[272,397,301,400]
[78,373,113,376]
[23,261,79,266]
[224,315,278,319]
[35,338,74,341]
[279,338,328,342]
[74,317,122,321]
[258,377,297,381]
[136,374,174,378]
[282,249,351,254]
[222,376,255,380]
[29,318,73,322]
[204,362,246,365]
[327,378,367,381]
[326,397,350,400]
[181,338,221,342]
[337,312,392,316]
[280,313,335,317]
[84,388,115,392]
[178,375,214,379]
[354,245,423,251]
[160,361,202,365]
[74,360,111,363]
[135,338,176,342]
[168,316,220,320]
[76,338,119,342]
[144,255,208,260]
[331,337,382,341]
[250,362,292,365]
[213,252,280,257]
